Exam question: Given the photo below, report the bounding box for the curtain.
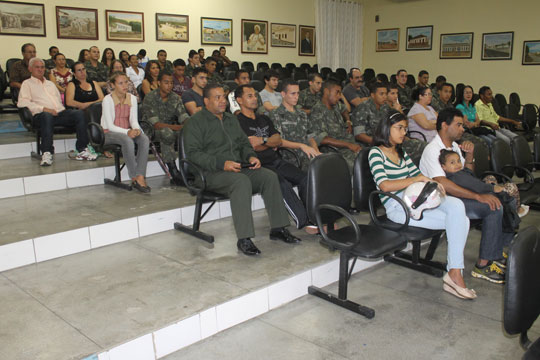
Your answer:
[315,0,363,71]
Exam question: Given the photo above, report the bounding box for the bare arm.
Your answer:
[321,136,361,153]
[49,72,65,93]
[349,97,369,107]
[141,79,152,95]
[281,138,321,158]
[263,101,278,112]
[184,101,202,116]
[410,113,436,130]
[249,133,282,151]
[379,174,431,193]
[355,133,372,144]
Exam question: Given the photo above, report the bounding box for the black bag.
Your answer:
[470,126,496,137]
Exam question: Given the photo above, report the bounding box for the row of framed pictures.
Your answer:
[376,26,540,65]
[0,1,315,55]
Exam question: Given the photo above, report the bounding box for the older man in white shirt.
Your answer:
[18,57,96,166]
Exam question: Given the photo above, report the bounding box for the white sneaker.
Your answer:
[518,205,530,218]
[40,152,53,166]
[75,148,98,161]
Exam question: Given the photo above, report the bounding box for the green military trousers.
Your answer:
[204,167,291,239]
[155,127,179,163]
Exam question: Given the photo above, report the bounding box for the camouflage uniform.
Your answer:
[85,61,108,83]
[297,88,321,110]
[207,72,228,92]
[430,97,453,113]
[351,98,390,143]
[310,102,357,170]
[44,58,56,70]
[397,84,413,109]
[185,64,196,77]
[142,89,190,163]
[159,60,174,73]
[269,104,321,171]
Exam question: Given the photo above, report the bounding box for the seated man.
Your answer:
[297,73,323,114]
[431,75,446,101]
[17,58,96,165]
[412,70,429,92]
[396,69,413,109]
[171,58,191,97]
[270,80,322,171]
[204,56,227,92]
[218,46,232,68]
[227,69,264,115]
[431,82,454,112]
[183,84,301,256]
[342,68,370,111]
[85,46,108,88]
[44,46,58,70]
[185,50,201,77]
[236,83,310,230]
[156,49,173,73]
[181,67,207,116]
[475,86,522,145]
[198,48,206,64]
[9,43,36,90]
[386,83,403,113]
[420,108,510,284]
[142,70,190,185]
[260,69,282,113]
[310,79,361,170]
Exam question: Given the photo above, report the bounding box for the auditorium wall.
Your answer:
[361,0,540,104]
[0,0,317,68]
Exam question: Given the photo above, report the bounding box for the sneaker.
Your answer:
[75,148,98,161]
[518,205,530,218]
[494,251,507,269]
[40,152,53,166]
[471,262,505,284]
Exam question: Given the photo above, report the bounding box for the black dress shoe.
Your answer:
[237,238,261,256]
[132,181,151,193]
[170,176,184,186]
[270,228,301,244]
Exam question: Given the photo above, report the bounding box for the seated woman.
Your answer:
[101,47,115,68]
[369,110,475,300]
[102,72,150,193]
[65,62,104,110]
[407,86,438,142]
[48,52,72,104]
[118,50,130,68]
[141,60,160,96]
[455,85,496,144]
[78,49,90,63]
[126,54,145,88]
[105,60,140,103]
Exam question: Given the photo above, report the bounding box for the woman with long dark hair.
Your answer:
[369,110,474,300]
[101,48,116,68]
[141,60,160,95]
[455,85,496,143]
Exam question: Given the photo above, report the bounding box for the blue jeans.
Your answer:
[385,195,469,270]
[33,109,88,153]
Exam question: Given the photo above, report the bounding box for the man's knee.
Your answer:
[230,173,252,192]
[156,128,176,145]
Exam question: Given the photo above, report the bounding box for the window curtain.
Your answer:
[315,0,363,71]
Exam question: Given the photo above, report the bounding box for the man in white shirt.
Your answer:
[17,57,96,166]
[419,108,509,284]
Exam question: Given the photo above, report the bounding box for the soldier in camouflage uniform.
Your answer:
[204,57,228,92]
[411,70,429,94]
[430,83,454,113]
[156,50,174,73]
[142,71,190,185]
[396,69,413,109]
[85,46,109,87]
[298,73,323,113]
[310,79,361,171]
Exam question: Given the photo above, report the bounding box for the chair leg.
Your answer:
[174,195,215,244]
[308,252,375,319]
[104,151,132,191]
[31,130,41,159]
[385,237,446,278]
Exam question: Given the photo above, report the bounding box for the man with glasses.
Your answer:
[9,43,37,89]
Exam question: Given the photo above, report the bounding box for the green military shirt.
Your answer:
[185,64,198,77]
[44,58,56,70]
[142,89,190,126]
[310,102,355,143]
[270,104,321,145]
[207,72,228,92]
[430,96,453,113]
[85,60,108,83]
[298,88,321,110]
[351,98,391,138]
[159,60,174,73]
[397,84,413,109]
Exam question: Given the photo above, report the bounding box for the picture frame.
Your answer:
[56,6,98,40]
[482,31,513,60]
[522,40,540,65]
[242,19,268,54]
[376,28,399,52]
[105,10,144,42]
[0,0,45,37]
[201,17,232,45]
[155,13,188,42]
[271,23,295,48]
[406,25,433,51]
[439,32,473,59]
[298,25,315,56]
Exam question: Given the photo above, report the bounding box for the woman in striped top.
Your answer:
[102,72,150,193]
[369,110,475,300]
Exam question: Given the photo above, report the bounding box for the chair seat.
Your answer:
[329,225,406,259]
[373,217,443,242]
[524,336,540,360]
[201,190,228,202]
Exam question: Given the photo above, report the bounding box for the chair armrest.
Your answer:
[178,158,207,195]
[138,119,155,140]
[368,190,410,231]
[502,164,535,183]
[319,144,339,153]
[276,147,301,168]
[18,107,33,131]
[407,130,427,142]
[87,122,105,149]
[526,162,540,170]
[480,171,513,183]
[314,204,361,251]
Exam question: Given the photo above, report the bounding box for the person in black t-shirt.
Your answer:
[236,84,309,229]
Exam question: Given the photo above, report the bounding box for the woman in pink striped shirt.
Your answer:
[102,72,150,193]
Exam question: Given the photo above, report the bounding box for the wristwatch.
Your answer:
[262,137,268,145]
[466,158,475,164]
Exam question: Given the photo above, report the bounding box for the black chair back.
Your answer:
[257,62,269,71]
[241,61,254,73]
[87,102,104,148]
[306,153,352,225]
[335,68,347,81]
[509,92,522,108]
[251,70,264,82]
[270,63,283,70]
[224,80,238,92]
[472,93,480,105]
[473,140,491,178]
[390,74,397,84]
[276,80,283,93]
[66,58,75,69]
[511,136,534,170]
[250,80,264,92]
[363,68,375,83]
[376,73,389,83]
[224,71,236,80]
[298,79,309,91]
[5,58,20,77]
[18,107,33,131]
[522,104,538,131]
[535,132,540,163]
[406,74,415,88]
[310,64,318,74]
[504,226,540,345]
[285,63,296,73]
[491,139,515,178]
[352,148,378,212]
[320,67,332,79]
[505,103,520,120]
[492,96,503,116]
[496,93,508,109]
[229,61,239,72]
[292,68,307,81]
[276,67,291,80]
[137,84,144,101]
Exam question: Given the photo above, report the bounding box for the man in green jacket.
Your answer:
[183,84,301,255]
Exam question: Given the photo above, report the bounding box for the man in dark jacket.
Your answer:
[183,84,301,255]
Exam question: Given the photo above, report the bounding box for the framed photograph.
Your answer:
[522,40,540,65]
[56,6,97,40]
[271,23,295,48]
[440,32,473,59]
[376,28,399,52]
[406,25,433,51]
[482,31,513,60]
[201,17,232,45]
[242,19,268,54]
[0,0,45,37]
[156,13,188,42]
[105,10,144,42]
[299,25,315,56]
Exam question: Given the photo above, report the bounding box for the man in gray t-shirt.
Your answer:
[342,68,370,111]
[260,70,282,114]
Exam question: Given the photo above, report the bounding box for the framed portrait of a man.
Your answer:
[299,25,315,56]
[242,19,267,54]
